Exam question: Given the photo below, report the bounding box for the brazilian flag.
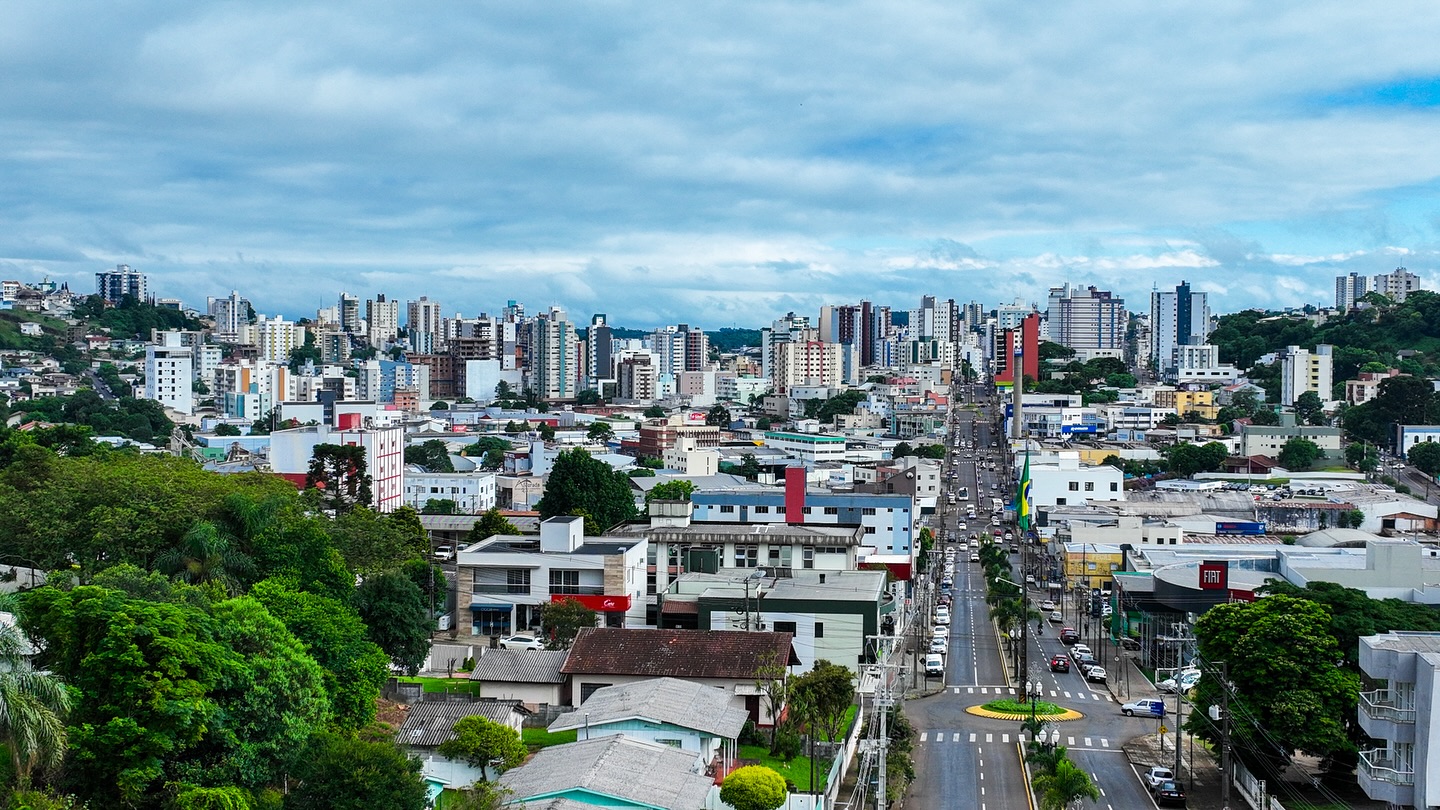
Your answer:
[1015,451,1032,532]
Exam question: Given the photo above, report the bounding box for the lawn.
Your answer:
[522,727,578,749]
[738,745,827,791]
[396,675,482,695]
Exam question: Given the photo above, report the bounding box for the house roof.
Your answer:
[399,701,525,748]
[499,735,715,810]
[469,649,570,683]
[548,677,749,740]
[562,628,799,678]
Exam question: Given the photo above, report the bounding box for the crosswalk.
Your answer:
[950,685,1117,703]
[918,731,1114,750]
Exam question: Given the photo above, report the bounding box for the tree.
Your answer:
[1032,757,1099,810]
[306,444,373,513]
[643,405,667,419]
[215,424,242,437]
[1294,390,1325,426]
[330,506,427,574]
[0,601,70,790]
[892,442,913,458]
[171,784,256,810]
[719,766,787,810]
[753,650,788,751]
[154,520,256,595]
[645,480,696,504]
[469,507,523,541]
[735,453,761,480]
[436,715,528,779]
[537,423,556,442]
[1163,441,1229,477]
[790,660,854,744]
[422,498,459,515]
[575,389,602,406]
[352,571,431,675]
[540,598,597,650]
[1407,441,1440,479]
[443,782,514,810]
[285,733,427,810]
[705,404,732,427]
[1189,595,1359,761]
[431,401,450,411]
[535,448,638,531]
[403,440,454,473]
[586,421,615,443]
[1277,437,1321,471]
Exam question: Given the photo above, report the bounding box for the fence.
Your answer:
[1233,759,1287,810]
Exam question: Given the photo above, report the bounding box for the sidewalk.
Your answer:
[1121,734,1227,810]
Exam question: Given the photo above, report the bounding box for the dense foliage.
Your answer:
[19,391,173,443]
[72,294,203,339]
[534,448,638,531]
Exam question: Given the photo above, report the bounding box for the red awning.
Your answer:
[550,594,632,612]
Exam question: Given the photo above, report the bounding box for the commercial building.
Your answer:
[403,470,497,514]
[268,413,405,512]
[1239,424,1343,459]
[762,431,848,464]
[1022,452,1125,509]
[993,313,1040,388]
[1375,267,1423,304]
[1047,284,1127,353]
[366,295,400,346]
[1279,344,1334,406]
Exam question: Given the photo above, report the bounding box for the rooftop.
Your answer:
[548,677,749,739]
[500,735,715,810]
[399,700,525,747]
[1364,632,1440,654]
[562,628,799,678]
[468,649,569,683]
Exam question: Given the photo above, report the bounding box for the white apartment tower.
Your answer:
[1374,267,1423,304]
[761,313,810,381]
[530,306,579,401]
[256,316,299,363]
[1047,284,1127,352]
[771,330,843,395]
[1148,280,1210,372]
[208,290,247,337]
[1280,344,1334,407]
[144,332,194,415]
[1336,272,1370,311]
[366,295,400,346]
[407,297,443,354]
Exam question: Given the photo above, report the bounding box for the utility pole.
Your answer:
[874,661,896,810]
[1174,674,1186,786]
[1217,661,1231,809]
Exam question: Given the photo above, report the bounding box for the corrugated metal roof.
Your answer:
[549,677,749,740]
[500,735,714,810]
[399,701,524,748]
[562,628,798,678]
[468,649,569,683]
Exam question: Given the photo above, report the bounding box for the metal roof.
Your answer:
[399,701,525,748]
[548,677,749,740]
[468,649,570,683]
[500,735,715,810]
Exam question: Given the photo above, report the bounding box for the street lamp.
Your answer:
[1025,680,1043,719]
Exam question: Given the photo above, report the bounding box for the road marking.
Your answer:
[985,733,993,743]
[1068,736,1076,746]
[1001,733,1010,743]
[970,733,977,742]
[920,732,928,742]
[1050,690,1058,697]
[967,687,975,694]
[1064,691,1072,698]
[1084,737,1093,746]
[1101,739,1109,748]
[953,687,960,694]
[952,732,961,742]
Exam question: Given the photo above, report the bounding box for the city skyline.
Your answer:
[5,3,1440,324]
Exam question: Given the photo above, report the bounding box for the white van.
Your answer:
[924,654,945,677]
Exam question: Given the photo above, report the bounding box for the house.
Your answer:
[1221,455,1280,476]
[560,628,799,721]
[1356,631,1440,807]
[499,734,715,810]
[399,700,529,793]
[468,649,571,708]
[548,678,749,780]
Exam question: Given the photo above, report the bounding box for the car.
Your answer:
[1049,655,1070,673]
[934,612,951,626]
[433,545,455,561]
[1144,766,1176,790]
[924,654,945,677]
[1040,600,1057,611]
[1074,651,1096,667]
[957,522,967,530]
[1004,532,1014,541]
[929,637,949,654]
[1072,643,1092,656]
[1153,779,1186,807]
[1122,698,1166,718]
[931,625,948,638]
[1158,671,1201,693]
[1025,574,1036,585]
[957,542,968,551]
[1049,611,1064,623]
[498,635,545,651]
[969,553,980,563]
[938,594,953,607]
[1060,628,1080,644]
[1084,666,1107,683]
[1120,637,1142,651]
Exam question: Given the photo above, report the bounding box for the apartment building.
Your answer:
[1356,631,1440,807]
[144,333,194,415]
[1279,344,1334,406]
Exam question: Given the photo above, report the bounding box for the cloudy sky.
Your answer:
[5,2,1440,327]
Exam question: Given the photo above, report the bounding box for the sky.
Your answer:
[5,2,1440,328]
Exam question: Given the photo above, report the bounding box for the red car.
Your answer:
[1060,627,1080,644]
[1049,655,1070,673]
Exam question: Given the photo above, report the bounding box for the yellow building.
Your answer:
[1061,543,1125,590]
[1174,389,1218,420]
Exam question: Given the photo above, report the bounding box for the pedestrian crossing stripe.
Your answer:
[919,731,1110,748]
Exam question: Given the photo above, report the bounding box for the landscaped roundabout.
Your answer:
[964,699,1084,722]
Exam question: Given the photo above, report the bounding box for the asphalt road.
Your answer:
[906,386,1174,810]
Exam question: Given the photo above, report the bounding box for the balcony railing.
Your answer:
[1360,690,1417,723]
[1359,749,1415,785]
[549,585,606,596]
[472,584,530,595]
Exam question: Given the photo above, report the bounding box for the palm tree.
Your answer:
[0,601,70,788]
[1032,757,1099,810]
[154,520,255,594]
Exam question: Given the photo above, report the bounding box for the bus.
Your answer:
[991,497,1004,514]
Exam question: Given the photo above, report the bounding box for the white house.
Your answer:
[403,469,498,514]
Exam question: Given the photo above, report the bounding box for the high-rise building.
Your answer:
[993,313,1040,387]
[1374,267,1422,303]
[144,331,194,415]
[338,293,361,333]
[1280,344,1334,407]
[1047,284,1127,352]
[771,330,843,395]
[208,290,247,337]
[366,295,400,346]
[1335,272,1370,311]
[96,264,147,304]
[761,313,810,381]
[615,353,657,402]
[648,324,709,378]
[407,297,443,354]
[256,315,298,363]
[995,300,1035,331]
[530,306,579,401]
[1148,280,1210,371]
[586,314,614,389]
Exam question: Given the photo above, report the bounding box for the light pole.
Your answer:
[1025,679,1043,717]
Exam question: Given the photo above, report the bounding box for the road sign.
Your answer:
[1158,725,1168,735]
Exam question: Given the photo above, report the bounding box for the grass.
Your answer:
[395,675,482,695]
[739,744,827,790]
[522,727,577,749]
[980,699,1066,716]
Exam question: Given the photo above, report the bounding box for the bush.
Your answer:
[771,726,803,762]
[738,720,765,747]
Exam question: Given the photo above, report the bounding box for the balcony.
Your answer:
[1359,749,1414,786]
[1360,690,1416,723]
[549,586,606,597]
[472,584,530,595]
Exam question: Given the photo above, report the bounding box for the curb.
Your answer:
[964,705,1085,722]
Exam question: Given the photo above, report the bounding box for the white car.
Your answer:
[498,635,545,651]
[929,636,949,654]
[1072,644,1092,657]
[432,545,455,561]
[1040,600,1057,611]
[934,611,951,626]
[1158,670,1202,693]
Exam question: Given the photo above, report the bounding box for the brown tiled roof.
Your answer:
[560,628,799,678]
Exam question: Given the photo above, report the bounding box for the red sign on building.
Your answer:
[551,594,632,612]
[1198,561,1228,591]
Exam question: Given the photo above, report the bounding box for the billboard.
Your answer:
[1214,521,1265,535]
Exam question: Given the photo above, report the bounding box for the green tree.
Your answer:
[586,421,615,443]
[330,507,427,575]
[0,601,70,790]
[535,449,638,531]
[352,571,431,675]
[442,781,513,810]
[1189,595,1359,761]
[284,733,427,810]
[1277,437,1321,471]
[171,784,256,810]
[734,453,761,480]
[421,498,459,515]
[718,766,787,810]
[790,660,853,744]
[816,390,867,424]
[435,715,527,779]
[1294,390,1325,426]
[215,424,242,437]
[645,480,696,504]
[1163,441,1229,477]
[430,401,450,411]
[154,520,256,595]
[540,598,597,650]
[469,508,523,542]
[1032,757,1099,810]
[891,442,913,458]
[705,404,732,426]
[306,444,373,513]
[537,423,556,442]
[643,405,667,419]
[403,440,454,473]
[575,389,602,406]
[1407,441,1440,479]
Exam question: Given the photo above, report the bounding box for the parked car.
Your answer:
[1039,600,1056,611]
[924,654,946,677]
[969,553,980,563]
[1049,655,1070,673]
[1084,666,1107,683]
[498,635,545,651]
[1072,644,1092,657]
[929,637,949,654]
[1153,780,1186,807]
[1074,652,1096,667]
[1120,637,1142,651]
[934,612,951,626]
[1158,670,1201,693]
[1144,766,1176,790]
[432,545,455,561]
[1122,698,1166,718]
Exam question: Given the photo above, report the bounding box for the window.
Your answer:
[815,622,824,638]
[734,545,759,567]
[1110,482,1119,492]
[506,569,531,594]
[862,507,876,515]
[646,571,657,595]
[720,505,735,513]
[774,621,797,636]
[1057,497,1067,505]
[755,505,770,514]
[864,526,876,534]
[1068,482,1079,491]
[580,683,612,702]
[803,507,812,514]
[549,569,581,594]
[824,506,838,515]
[1084,482,1094,492]
[802,548,815,569]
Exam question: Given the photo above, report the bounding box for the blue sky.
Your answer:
[4,1,1440,327]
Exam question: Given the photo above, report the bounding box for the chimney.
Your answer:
[785,466,806,525]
